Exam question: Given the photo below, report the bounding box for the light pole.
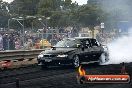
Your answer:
[7,19,10,50]
[101,22,104,36]
[38,17,50,49]
[12,17,25,47]
[8,19,10,30]
[38,18,45,49]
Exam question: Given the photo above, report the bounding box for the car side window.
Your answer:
[90,39,99,47]
[85,40,90,48]
[80,39,90,48]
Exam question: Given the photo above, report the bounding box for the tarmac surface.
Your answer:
[0,63,132,88]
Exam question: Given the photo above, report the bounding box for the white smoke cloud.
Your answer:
[98,0,132,64]
[106,29,132,64]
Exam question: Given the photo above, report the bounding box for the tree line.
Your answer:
[0,0,132,31]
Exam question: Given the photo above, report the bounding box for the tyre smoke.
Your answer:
[106,29,132,64]
[98,0,132,64]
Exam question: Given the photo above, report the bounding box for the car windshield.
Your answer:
[55,39,80,48]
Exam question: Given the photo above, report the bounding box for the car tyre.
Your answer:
[72,55,80,68]
[99,53,108,65]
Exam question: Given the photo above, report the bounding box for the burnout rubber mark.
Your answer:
[0,60,12,68]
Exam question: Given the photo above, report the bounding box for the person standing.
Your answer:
[3,34,8,50]
[15,38,21,50]
[0,34,3,50]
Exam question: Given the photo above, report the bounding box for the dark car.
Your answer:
[37,37,109,68]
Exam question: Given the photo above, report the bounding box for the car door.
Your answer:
[80,39,92,62]
[89,39,102,61]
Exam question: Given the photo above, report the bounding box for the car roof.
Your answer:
[63,37,96,41]
[74,37,95,39]
[67,37,96,40]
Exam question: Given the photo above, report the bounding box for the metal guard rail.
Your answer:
[0,49,45,61]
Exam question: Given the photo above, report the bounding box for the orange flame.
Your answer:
[78,66,86,76]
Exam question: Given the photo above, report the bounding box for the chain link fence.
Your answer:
[1,29,128,50]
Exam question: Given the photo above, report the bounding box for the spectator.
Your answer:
[9,34,15,50]
[0,34,3,50]
[15,38,21,50]
[59,27,64,33]
[3,34,8,50]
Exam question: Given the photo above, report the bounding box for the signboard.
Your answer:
[101,23,104,29]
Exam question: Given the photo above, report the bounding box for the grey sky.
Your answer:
[3,0,88,5]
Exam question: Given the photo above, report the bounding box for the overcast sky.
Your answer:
[3,0,13,3]
[3,0,87,5]
[72,0,87,5]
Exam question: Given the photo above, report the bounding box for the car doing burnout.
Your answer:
[37,37,109,68]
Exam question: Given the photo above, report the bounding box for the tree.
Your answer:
[77,5,102,27]
[10,0,40,16]
[4,0,106,32]
[38,0,62,17]
[88,0,132,30]
[63,0,72,10]
[0,0,10,28]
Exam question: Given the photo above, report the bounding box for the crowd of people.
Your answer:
[37,27,79,45]
[0,31,38,50]
[0,27,80,50]
[0,28,119,51]
[0,31,22,50]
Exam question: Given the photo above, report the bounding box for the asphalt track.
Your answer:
[0,63,132,88]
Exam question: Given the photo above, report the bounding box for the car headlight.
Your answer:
[57,54,68,57]
[38,54,43,58]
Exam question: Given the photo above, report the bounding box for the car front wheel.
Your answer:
[72,55,80,68]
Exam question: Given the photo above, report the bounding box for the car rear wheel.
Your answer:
[99,53,108,65]
[73,55,80,68]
